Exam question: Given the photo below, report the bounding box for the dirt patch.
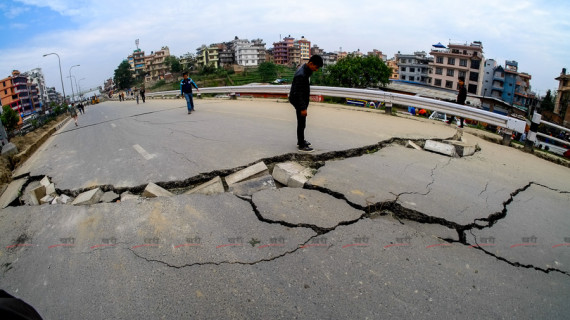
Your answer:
[0,114,67,190]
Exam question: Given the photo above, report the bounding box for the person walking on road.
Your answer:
[180,72,199,114]
[447,76,467,128]
[140,85,146,103]
[289,55,323,153]
[69,103,78,126]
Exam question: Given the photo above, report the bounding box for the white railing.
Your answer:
[148,85,527,133]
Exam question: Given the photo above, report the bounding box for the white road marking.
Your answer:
[111,123,116,128]
[133,144,156,160]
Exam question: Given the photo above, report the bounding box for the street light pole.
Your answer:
[42,53,66,104]
[69,64,80,102]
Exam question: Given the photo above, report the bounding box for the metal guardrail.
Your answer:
[148,85,527,133]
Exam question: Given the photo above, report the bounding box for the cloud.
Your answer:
[1,0,568,94]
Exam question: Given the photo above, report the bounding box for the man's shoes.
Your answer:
[298,145,314,153]
[188,111,192,114]
[297,140,311,146]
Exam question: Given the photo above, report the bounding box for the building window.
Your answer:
[445,81,453,88]
[470,72,479,82]
[448,58,455,65]
[434,79,442,86]
[409,67,415,73]
[401,75,406,80]
[447,69,454,76]
[401,67,406,72]
[459,59,467,67]
[435,67,443,75]
[459,71,466,78]
[471,59,481,69]
[436,56,443,64]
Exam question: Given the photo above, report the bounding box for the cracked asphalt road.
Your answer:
[1,99,570,319]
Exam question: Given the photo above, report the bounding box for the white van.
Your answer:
[429,111,462,126]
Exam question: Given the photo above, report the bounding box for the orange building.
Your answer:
[1,70,41,115]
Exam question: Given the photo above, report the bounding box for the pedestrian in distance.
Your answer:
[69,103,79,126]
[140,85,146,103]
[447,76,467,128]
[289,55,324,153]
[77,101,85,114]
[135,87,139,104]
[180,72,199,114]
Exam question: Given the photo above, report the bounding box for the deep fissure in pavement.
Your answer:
[12,136,569,275]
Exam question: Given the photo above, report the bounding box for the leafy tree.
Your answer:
[114,60,134,90]
[258,62,278,82]
[540,90,556,112]
[323,54,391,88]
[1,105,20,132]
[164,56,182,73]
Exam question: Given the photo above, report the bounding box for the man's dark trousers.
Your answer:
[296,108,306,146]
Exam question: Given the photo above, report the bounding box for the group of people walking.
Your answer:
[68,102,85,126]
[117,86,146,103]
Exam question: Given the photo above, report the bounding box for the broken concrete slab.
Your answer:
[120,192,140,202]
[46,183,57,196]
[184,176,225,195]
[29,184,47,206]
[56,194,72,204]
[40,195,55,205]
[229,174,276,196]
[0,177,27,208]
[289,168,314,188]
[225,162,268,186]
[40,176,51,187]
[100,191,120,203]
[71,188,103,206]
[424,140,457,157]
[272,162,306,185]
[272,162,314,188]
[253,188,363,229]
[142,182,173,198]
[406,140,422,150]
[444,140,477,157]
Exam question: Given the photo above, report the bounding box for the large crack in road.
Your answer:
[9,136,569,277]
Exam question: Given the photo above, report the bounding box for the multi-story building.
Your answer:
[311,45,324,56]
[296,36,311,65]
[234,38,260,67]
[251,39,266,65]
[481,59,497,97]
[0,70,41,115]
[196,45,220,68]
[396,51,432,84]
[128,49,146,81]
[368,49,387,61]
[218,42,235,67]
[144,46,171,82]
[273,36,294,65]
[288,43,301,67]
[45,87,62,104]
[429,41,484,94]
[322,52,338,66]
[22,68,48,106]
[386,58,399,80]
[487,60,534,113]
[265,48,274,64]
[554,68,570,127]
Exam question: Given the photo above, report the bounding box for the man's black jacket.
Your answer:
[457,85,467,105]
[289,64,313,111]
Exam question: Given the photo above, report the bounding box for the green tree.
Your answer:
[258,62,278,82]
[1,105,20,132]
[540,89,556,112]
[113,60,134,90]
[323,54,391,88]
[164,56,182,73]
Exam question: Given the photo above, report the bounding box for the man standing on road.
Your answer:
[447,76,467,128]
[289,55,323,153]
[180,72,199,114]
[140,85,146,103]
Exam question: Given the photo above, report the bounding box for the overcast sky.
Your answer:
[1,0,568,96]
